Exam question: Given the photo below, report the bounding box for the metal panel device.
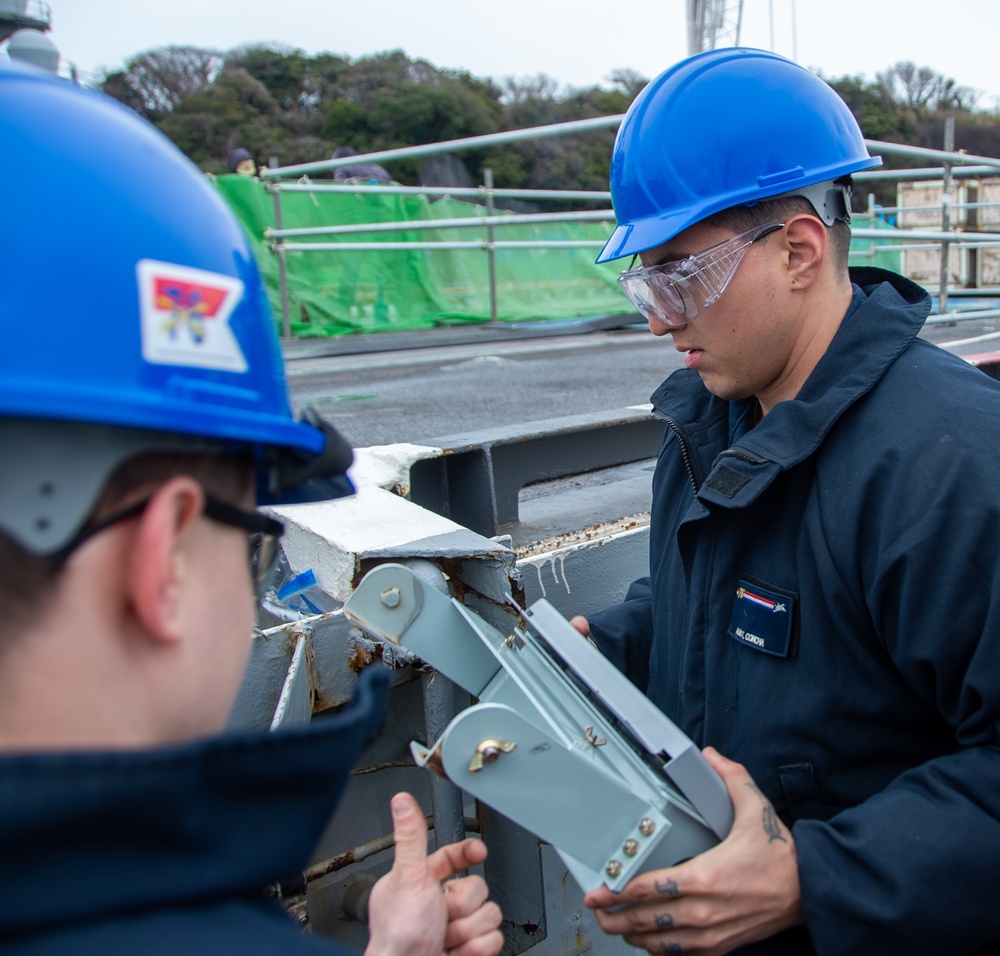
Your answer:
[343,563,731,894]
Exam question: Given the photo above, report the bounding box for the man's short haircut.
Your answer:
[0,450,253,647]
[702,179,853,273]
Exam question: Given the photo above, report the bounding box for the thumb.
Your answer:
[702,745,743,776]
[389,792,429,877]
[703,747,764,816]
[569,615,590,638]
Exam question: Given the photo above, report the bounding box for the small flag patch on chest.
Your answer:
[728,578,796,657]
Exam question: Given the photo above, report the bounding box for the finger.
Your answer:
[583,886,618,909]
[447,927,505,956]
[426,837,488,882]
[388,792,430,877]
[441,875,489,920]
[592,899,676,938]
[443,901,503,951]
[569,615,590,637]
[585,864,685,910]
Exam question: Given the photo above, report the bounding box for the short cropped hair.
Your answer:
[0,450,253,647]
[702,187,853,274]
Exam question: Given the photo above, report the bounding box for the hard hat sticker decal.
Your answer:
[137,259,248,373]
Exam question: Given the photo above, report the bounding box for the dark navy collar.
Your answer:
[0,667,387,938]
[654,268,932,475]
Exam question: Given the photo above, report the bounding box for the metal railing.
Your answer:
[261,118,1000,337]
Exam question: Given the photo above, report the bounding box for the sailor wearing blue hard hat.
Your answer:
[576,48,1000,954]
[0,61,503,956]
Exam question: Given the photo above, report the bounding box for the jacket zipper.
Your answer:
[713,447,768,468]
[652,409,701,495]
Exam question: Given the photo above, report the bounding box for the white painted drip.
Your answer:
[270,633,306,731]
[531,551,574,597]
[532,561,547,598]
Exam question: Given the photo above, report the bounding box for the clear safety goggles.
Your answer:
[56,493,285,597]
[617,221,785,327]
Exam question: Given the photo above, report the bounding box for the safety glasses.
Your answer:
[617,221,785,326]
[56,493,285,595]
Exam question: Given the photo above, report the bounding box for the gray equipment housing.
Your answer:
[344,562,731,894]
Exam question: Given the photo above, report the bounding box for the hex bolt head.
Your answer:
[605,860,622,878]
[380,587,401,609]
[622,839,639,857]
[639,818,656,836]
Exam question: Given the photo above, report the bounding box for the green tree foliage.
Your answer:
[309,52,504,182]
[99,46,1000,205]
[156,67,297,169]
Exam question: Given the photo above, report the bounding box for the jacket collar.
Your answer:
[0,667,387,938]
[651,267,932,475]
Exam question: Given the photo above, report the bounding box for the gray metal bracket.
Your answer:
[344,563,730,893]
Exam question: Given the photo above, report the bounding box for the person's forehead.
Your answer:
[639,220,734,267]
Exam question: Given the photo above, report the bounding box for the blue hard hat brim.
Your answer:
[596,154,884,264]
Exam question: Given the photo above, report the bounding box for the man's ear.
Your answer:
[783,214,827,289]
[126,477,204,645]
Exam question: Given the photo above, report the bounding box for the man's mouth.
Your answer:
[683,348,705,369]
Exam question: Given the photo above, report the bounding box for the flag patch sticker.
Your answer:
[137,259,247,372]
[728,578,797,657]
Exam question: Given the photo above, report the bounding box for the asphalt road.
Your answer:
[285,324,684,447]
[284,311,1000,449]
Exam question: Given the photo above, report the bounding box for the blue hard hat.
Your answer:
[1,62,353,552]
[597,48,882,263]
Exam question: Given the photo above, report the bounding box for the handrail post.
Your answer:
[866,192,877,267]
[269,156,292,338]
[484,168,498,325]
[939,116,955,318]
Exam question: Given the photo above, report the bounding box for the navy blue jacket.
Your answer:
[589,268,1000,954]
[0,667,387,954]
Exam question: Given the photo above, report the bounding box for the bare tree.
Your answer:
[607,68,648,99]
[103,46,225,121]
[875,61,979,115]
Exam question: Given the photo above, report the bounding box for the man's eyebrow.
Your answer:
[644,247,692,268]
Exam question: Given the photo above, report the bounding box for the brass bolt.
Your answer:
[622,839,639,857]
[638,818,656,836]
[605,860,622,878]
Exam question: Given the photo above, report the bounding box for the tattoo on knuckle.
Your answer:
[654,877,679,896]
[654,912,675,930]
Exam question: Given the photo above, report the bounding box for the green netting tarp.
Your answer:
[213,174,628,337]
[214,176,908,337]
[848,216,903,272]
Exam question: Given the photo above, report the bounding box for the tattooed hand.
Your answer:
[583,748,804,956]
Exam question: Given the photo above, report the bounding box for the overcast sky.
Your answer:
[20,0,1000,109]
